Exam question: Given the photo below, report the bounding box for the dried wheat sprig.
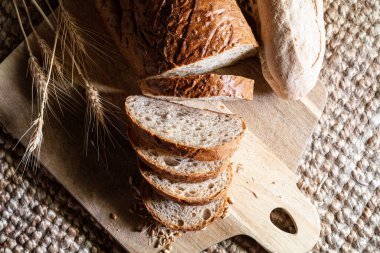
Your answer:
[13,0,59,169]
[25,0,127,161]
[27,29,59,164]
[56,5,128,155]
[24,6,68,92]
[58,1,115,70]
[22,0,77,117]
[30,1,108,123]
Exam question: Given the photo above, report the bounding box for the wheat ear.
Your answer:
[29,1,107,126]
[22,0,68,88]
[13,0,60,168]
[22,0,77,118]
[28,1,127,161]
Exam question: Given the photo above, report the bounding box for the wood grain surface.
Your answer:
[0,1,327,252]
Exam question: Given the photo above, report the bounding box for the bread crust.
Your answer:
[125,97,246,161]
[96,0,258,78]
[254,0,325,100]
[257,0,325,99]
[128,130,230,182]
[139,74,254,101]
[141,182,227,231]
[139,160,233,205]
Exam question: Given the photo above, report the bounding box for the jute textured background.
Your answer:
[0,0,379,252]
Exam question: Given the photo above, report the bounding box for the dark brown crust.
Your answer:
[96,0,258,78]
[141,182,227,231]
[125,96,247,161]
[139,160,233,205]
[139,74,254,100]
[128,129,230,182]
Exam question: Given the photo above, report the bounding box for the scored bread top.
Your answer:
[141,182,227,231]
[125,96,246,161]
[96,0,258,78]
[139,74,254,101]
[139,160,232,204]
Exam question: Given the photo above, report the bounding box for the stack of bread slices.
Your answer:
[97,0,255,231]
[125,96,246,231]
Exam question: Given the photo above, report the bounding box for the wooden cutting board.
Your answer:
[0,1,327,252]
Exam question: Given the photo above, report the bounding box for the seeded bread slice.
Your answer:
[139,160,232,205]
[139,74,254,101]
[125,96,246,161]
[128,130,229,182]
[141,182,227,231]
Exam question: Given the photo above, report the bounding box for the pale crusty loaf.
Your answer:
[139,74,254,101]
[141,182,227,231]
[125,96,246,161]
[95,0,258,78]
[139,160,232,204]
[128,130,229,182]
[254,0,326,100]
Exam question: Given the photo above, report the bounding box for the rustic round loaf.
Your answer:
[257,0,326,100]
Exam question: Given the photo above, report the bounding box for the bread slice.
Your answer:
[139,74,254,101]
[128,129,229,182]
[125,96,246,161]
[139,160,232,204]
[96,0,258,78]
[141,182,227,231]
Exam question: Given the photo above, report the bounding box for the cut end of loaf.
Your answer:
[151,45,257,78]
[139,74,254,101]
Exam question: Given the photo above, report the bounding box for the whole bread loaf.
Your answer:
[241,0,325,100]
[139,74,254,101]
[96,0,258,78]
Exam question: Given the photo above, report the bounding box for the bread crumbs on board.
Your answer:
[128,176,184,252]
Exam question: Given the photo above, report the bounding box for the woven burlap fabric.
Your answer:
[1,0,379,252]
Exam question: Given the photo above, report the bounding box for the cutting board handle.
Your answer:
[230,173,320,253]
[227,132,321,253]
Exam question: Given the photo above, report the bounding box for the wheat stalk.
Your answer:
[15,0,127,168]
[13,0,60,169]
[40,1,125,157]
[56,3,128,157]
[23,0,68,87]
[22,0,78,119]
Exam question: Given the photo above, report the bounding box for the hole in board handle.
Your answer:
[270,208,298,234]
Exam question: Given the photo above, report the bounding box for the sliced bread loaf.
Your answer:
[139,74,254,101]
[96,0,258,78]
[128,130,229,182]
[125,96,246,161]
[141,183,227,231]
[139,160,232,204]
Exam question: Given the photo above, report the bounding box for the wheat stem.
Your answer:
[44,0,57,20]
[12,0,33,56]
[13,0,60,166]
[31,0,54,29]
[18,0,123,161]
